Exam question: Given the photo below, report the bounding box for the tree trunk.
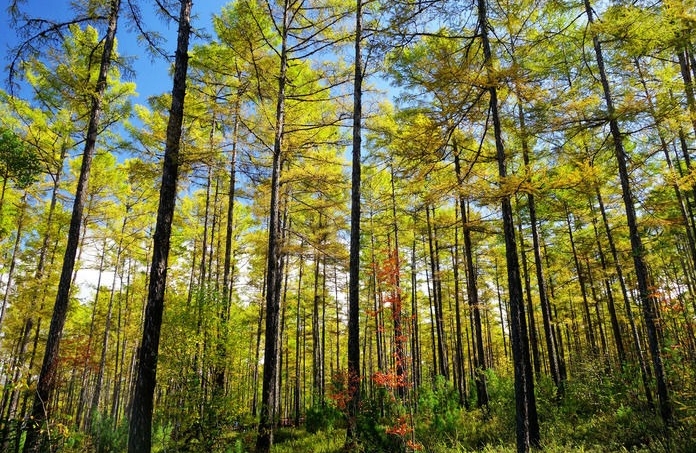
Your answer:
[23,3,121,451]
[89,217,127,432]
[426,205,449,379]
[454,150,488,407]
[388,164,406,398]
[312,249,323,404]
[583,0,672,424]
[595,187,654,407]
[517,207,542,379]
[565,207,598,358]
[217,97,241,395]
[517,103,563,393]
[477,0,539,449]
[127,1,192,451]
[346,0,363,444]
[410,235,421,389]
[589,199,625,365]
[0,194,26,327]
[256,0,290,448]
[450,220,467,407]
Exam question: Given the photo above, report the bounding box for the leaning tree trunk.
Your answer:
[583,0,672,425]
[127,1,192,451]
[22,2,121,451]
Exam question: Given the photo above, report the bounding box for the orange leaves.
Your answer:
[406,439,424,451]
[327,369,361,412]
[385,416,411,436]
[372,370,408,390]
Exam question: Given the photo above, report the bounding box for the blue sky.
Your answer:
[0,0,231,100]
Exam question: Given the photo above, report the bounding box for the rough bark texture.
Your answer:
[127,1,192,451]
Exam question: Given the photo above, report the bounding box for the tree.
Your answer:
[21,2,123,451]
[476,0,540,450]
[581,0,673,425]
[346,0,362,446]
[128,0,193,451]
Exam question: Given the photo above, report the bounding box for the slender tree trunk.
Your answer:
[517,207,542,378]
[565,206,598,358]
[424,261,438,379]
[256,1,290,448]
[369,214,385,373]
[678,47,696,141]
[89,217,126,432]
[516,93,564,395]
[477,0,539,449]
[294,251,304,425]
[388,164,406,398]
[252,273,266,416]
[410,235,421,389]
[312,249,323,404]
[583,0,672,424]
[635,57,696,280]
[217,97,241,395]
[494,258,508,360]
[111,259,132,424]
[0,194,26,327]
[585,259,609,363]
[595,187,653,406]
[451,221,467,407]
[589,199,625,365]
[346,0,363,444]
[127,2,192,451]
[454,150,488,406]
[23,4,121,451]
[426,205,449,379]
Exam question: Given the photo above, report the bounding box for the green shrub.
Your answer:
[306,402,344,434]
[90,414,128,453]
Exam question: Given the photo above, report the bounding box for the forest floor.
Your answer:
[246,371,694,453]
[253,425,691,453]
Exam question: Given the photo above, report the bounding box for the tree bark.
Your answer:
[346,0,363,444]
[517,207,542,378]
[23,3,121,450]
[476,0,540,449]
[517,103,564,393]
[565,207,598,358]
[256,1,290,449]
[583,0,672,424]
[426,205,449,379]
[127,1,192,451]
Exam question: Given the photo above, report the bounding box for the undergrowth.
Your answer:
[39,365,695,453]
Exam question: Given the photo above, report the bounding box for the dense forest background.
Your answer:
[1,0,696,452]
